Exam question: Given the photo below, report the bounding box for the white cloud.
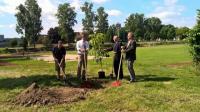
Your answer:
[164,0,178,6]
[9,24,15,28]
[70,0,82,11]
[91,0,109,4]
[0,0,84,35]
[0,0,25,14]
[0,24,15,28]
[37,0,58,34]
[106,9,122,16]
[147,0,195,27]
[73,23,83,32]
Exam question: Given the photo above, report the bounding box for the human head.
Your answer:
[127,32,134,41]
[80,32,88,41]
[57,40,63,48]
[113,35,119,42]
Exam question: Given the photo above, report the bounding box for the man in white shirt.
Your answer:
[76,32,89,81]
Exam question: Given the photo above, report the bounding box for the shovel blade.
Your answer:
[111,80,121,87]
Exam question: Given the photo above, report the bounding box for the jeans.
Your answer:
[127,60,135,80]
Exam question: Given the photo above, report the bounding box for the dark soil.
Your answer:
[13,83,88,106]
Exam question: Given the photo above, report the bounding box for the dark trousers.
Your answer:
[113,54,123,79]
[127,60,135,80]
[77,54,87,80]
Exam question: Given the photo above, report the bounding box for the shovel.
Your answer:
[55,58,68,86]
[80,51,93,88]
[111,53,123,87]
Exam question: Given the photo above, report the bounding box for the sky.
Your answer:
[0,0,199,38]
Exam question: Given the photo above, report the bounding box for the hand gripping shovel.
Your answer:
[56,59,69,86]
[111,53,123,87]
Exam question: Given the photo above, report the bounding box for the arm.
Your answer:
[125,41,136,52]
[52,48,57,59]
[62,48,66,60]
[76,41,81,52]
[86,41,89,51]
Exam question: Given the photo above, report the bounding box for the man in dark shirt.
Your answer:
[106,35,123,79]
[52,40,66,80]
[122,32,137,82]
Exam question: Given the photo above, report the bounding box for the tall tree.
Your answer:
[144,17,162,40]
[25,0,43,48]
[56,3,77,43]
[160,24,176,40]
[47,27,61,44]
[106,24,117,42]
[95,7,109,34]
[81,2,95,34]
[15,0,43,49]
[176,27,190,40]
[125,13,145,40]
[15,4,28,48]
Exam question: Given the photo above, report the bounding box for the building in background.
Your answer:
[0,35,4,42]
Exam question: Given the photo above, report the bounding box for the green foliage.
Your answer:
[160,24,176,40]
[56,3,77,43]
[95,7,109,34]
[106,25,116,42]
[15,0,43,48]
[18,37,28,51]
[188,27,200,70]
[47,27,61,44]
[144,17,162,41]
[89,33,108,70]
[10,39,18,47]
[176,27,190,40]
[81,2,95,34]
[125,13,145,40]
[188,9,200,72]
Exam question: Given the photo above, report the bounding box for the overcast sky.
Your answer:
[0,0,199,38]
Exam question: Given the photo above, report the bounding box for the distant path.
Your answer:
[32,54,95,62]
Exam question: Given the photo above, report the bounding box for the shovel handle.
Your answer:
[117,53,123,81]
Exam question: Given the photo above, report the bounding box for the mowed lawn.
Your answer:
[0,44,200,112]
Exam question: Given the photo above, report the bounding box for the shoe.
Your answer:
[57,76,61,80]
[129,79,136,83]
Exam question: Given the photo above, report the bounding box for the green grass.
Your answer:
[0,44,200,112]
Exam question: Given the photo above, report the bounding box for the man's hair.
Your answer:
[128,32,134,37]
[58,40,62,44]
[80,32,88,39]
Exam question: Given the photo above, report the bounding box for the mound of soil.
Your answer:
[13,83,87,106]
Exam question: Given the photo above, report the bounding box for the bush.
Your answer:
[90,33,108,71]
[188,27,200,71]
[10,39,18,47]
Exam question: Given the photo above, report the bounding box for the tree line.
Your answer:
[15,0,190,49]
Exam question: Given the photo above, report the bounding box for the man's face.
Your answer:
[127,33,133,40]
[58,41,62,48]
[82,36,86,41]
[113,36,119,42]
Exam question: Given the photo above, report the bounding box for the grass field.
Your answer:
[0,44,199,112]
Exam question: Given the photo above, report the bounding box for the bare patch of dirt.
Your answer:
[13,83,88,106]
[32,54,94,62]
[166,62,192,68]
[0,61,16,66]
